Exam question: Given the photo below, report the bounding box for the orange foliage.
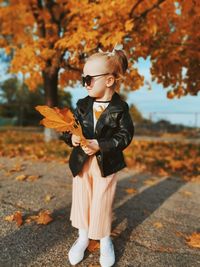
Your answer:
[0,0,199,96]
[124,139,200,182]
[0,130,199,182]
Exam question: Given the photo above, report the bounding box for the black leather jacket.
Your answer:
[60,92,134,177]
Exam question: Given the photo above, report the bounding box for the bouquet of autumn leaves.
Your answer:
[35,105,88,146]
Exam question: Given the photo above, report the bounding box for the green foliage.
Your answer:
[0,76,73,126]
[129,103,145,124]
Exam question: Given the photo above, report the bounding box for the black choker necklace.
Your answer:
[94,100,111,103]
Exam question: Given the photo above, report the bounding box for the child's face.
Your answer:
[83,58,115,98]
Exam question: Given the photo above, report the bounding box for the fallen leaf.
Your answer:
[157,168,168,176]
[10,163,25,172]
[4,214,14,222]
[185,232,200,249]
[27,175,40,181]
[14,211,23,226]
[4,211,23,226]
[87,240,100,252]
[44,194,54,202]
[35,210,53,225]
[180,190,192,197]
[15,174,27,181]
[25,215,39,224]
[153,222,163,228]
[125,188,137,194]
[143,178,159,186]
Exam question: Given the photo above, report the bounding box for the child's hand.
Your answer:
[82,139,100,155]
[72,134,81,146]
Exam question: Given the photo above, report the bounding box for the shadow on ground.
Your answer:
[0,172,186,266]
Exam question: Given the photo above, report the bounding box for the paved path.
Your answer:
[0,156,200,267]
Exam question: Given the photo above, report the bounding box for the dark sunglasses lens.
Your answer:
[85,75,92,86]
[82,75,92,86]
[82,77,85,86]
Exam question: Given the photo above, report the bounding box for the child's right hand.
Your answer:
[72,134,81,146]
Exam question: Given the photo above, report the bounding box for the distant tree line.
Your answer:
[0,76,73,126]
[0,76,145,127]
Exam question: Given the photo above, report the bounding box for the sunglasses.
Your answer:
[81,73,110,87]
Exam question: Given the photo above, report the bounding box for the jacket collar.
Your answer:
[78,91,124,117]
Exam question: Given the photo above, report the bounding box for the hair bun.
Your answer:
[115,49,128,74]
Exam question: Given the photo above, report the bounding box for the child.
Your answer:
[61,45,134,267]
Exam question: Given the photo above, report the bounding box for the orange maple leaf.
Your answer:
[185,232,200,249]
[35,105,88,146]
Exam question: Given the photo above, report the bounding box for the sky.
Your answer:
[0,51,199,128]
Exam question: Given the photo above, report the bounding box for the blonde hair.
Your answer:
[86,48,128,91]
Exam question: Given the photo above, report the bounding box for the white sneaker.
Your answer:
[68,237,89,265]
[100,238,115,267]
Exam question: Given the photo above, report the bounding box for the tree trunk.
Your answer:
[43,70,58,107]
[43,69,59,142]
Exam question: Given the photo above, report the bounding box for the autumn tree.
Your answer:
[0,0,199,109]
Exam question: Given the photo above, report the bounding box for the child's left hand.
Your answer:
[82,139,100,155]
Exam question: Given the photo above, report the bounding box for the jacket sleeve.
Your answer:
[59,102,80,148]
[96,103,134,153]
[60,131,74,147]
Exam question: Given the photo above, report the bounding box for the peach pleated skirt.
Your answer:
[69,154,118,240]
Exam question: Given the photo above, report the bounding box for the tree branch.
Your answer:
[129,0,145,19]
[100,0,167,28]
[61,62,82,73]
[131,0,167,20]
[30,0,46,37]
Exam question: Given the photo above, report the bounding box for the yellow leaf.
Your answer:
[153,222,163,228]
[143,178,159,186]
[125,19,134,32]
[27,175,40,181]
[151,24,157,35]
[5,211,23,226]
[180,190,192,197]
[15,174,27,181]
[125,188,137,194]
[44,194,54,203]
[4,214,14,222]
